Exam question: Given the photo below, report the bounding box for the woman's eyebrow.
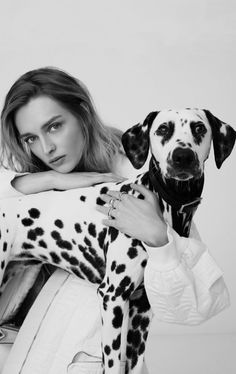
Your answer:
[19,115,63,139]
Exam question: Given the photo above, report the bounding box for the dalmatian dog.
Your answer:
[0,109,235,374]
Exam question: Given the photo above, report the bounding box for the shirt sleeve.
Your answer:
[0,169,28,199]
[143,223,230,325]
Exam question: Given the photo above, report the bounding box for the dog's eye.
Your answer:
[155,123,169,135]
[194,123,207,135]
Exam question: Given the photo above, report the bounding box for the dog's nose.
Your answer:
[172,148,195,168]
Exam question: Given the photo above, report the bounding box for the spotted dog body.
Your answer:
[0,109,235,374]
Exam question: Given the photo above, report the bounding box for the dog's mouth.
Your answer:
[166,168,202,181]
[166,148,202,181]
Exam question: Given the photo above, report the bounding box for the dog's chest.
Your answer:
[159,197,193,237]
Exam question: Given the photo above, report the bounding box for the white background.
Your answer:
[0,0,235,371]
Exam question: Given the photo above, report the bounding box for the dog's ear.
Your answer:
[203,110,236,169]
[122,111,158,169]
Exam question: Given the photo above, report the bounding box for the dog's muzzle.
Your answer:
[167,147,201,180]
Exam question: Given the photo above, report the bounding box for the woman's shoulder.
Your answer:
[112,153,149,179]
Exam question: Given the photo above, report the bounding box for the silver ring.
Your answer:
[108,206,114,219]
[109,197,116,209]
[118,191,127,201]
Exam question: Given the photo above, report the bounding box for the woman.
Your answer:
[0,67,229,373]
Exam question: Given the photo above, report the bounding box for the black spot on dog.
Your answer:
[131,353,138,369]
[111,261,116,271]
[131,239,139,247]
[84,236,92,247]
[39,254,48,261]
[112,306,123,328]
[98,228,107,249]
[1,261,5,269]
[74,223,82,233]
[116,264,126,274]
[61,251,79,265]
[138,342,145,355]
[51,230,72,250]
[78,244,85,252]
[127,247,138,259]
[141,259,147,267]
[132,315,142,329]
[21,218,34,226]
[120,184,132,194]
[108,359,114,368]
[96,197,106,206]
[143,331,148,341]
[112,333,121,350]
[38,239,47,248]
[107,284,115,293]
[3,242,7,252]
[127,329,141,348]
[27,227,44,241]
[50,252,61,264]
[108,227,119,242]
[100,186,109,195]
[80,261,100,283]
[104,345,111,355]
[88,223,96,237]
[122,283,135,300]
[22,242,34,250]
[71,266,84,279]
[54,219,63,228]
[51,230,60,240]
[28,208,40,219]
[140,317,150,331]
[87,247,105,278]
[80,195,86,202]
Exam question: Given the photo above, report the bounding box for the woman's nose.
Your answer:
[41,139,56,154]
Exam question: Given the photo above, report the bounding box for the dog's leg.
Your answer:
[125,286,152,373]
[97,234,147,374]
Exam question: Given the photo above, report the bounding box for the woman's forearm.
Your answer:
[11,171,124,195]
[11,171,56,194]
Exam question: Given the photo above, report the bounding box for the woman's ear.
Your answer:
[122,111,158,169]
[203,110,236,169]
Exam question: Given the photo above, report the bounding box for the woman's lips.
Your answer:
[49,155,66,166]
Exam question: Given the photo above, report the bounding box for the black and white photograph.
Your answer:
[0,1,235,373]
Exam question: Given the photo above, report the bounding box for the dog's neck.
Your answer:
[148,157,204,214]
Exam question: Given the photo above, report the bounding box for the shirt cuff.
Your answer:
[144,225,187,272]
[0,170,28,199]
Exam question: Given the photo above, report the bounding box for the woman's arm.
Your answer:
[97,184,230,325]
[0,169,125,197]
[144,224,230,325]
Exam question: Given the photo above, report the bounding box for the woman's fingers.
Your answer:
[130,183,158,203]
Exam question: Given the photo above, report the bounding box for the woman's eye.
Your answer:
[49,122,62,132]
[24,136,36,145]
[155,124,169,135]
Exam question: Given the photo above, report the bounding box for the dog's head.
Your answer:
[122,109,236,181]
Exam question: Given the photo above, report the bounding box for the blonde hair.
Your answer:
[0,67,123,172]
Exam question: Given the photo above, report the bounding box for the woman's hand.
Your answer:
[96,183,168,247]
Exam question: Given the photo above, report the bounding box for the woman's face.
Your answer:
[15,96,85,173]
